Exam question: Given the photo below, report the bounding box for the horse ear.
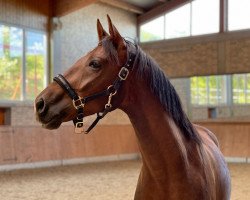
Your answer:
[107,15,125,49]
[97,19,109,41]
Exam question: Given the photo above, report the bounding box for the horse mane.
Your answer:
[101,38,201,144]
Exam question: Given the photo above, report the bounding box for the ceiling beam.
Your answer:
[53,0,98,17]
[138,0,191,24]
[99,0,144,14]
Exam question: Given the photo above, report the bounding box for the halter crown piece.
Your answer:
[53,42,136,134]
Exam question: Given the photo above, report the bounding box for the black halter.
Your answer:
[53,46,136,134]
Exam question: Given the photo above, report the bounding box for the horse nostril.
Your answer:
[36,98,48,116]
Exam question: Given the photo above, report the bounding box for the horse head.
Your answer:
[34,15,135,133]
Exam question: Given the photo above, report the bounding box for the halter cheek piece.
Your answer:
[53,51,136,134]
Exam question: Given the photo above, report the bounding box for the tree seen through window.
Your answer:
[0,24,46,101]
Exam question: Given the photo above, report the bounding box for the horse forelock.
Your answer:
[100,37,119,66]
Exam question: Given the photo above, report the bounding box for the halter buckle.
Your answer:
[118,67,129,80]
[73,97,85,109]
[75,122,84,134]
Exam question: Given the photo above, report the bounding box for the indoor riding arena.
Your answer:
[0,0,250,200]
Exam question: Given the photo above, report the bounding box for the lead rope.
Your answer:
[74,85,117,134]
[83,89,117,134]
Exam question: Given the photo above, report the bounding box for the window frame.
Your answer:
[139,0,250,43]
[190,0,220,36]
[190,73,250,107]
[139,15,165,43]
[164,3,191,40]
[190,75,229,107]
[232,73,250,105]
[227,0,250,32]
[139,0,221,43]
[0,21,48,104]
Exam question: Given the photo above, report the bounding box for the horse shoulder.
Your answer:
[192,124,231,200]
[193,124,219,147]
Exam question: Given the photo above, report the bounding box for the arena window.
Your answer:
[190,73,250,106]
[191,0,219,36]
[0,24,47,101]
[228,0,250,31]
[232,73,250,104]
[190,75,228,106]
[140,16,164,42]
[164,3,190,39]
[139,0,220,42]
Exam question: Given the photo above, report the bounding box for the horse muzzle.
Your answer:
[34,96,63,129]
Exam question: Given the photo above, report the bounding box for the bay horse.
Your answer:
[35,15,231,200]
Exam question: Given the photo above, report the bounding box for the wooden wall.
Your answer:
[0,108,4,125]
[0,125,139,165]
[0,0,51,31]
[1,121,250,166]
[196,121,250,158]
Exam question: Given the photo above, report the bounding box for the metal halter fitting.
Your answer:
[53,51,136,134]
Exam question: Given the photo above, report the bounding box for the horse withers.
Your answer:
[34,15,231,200]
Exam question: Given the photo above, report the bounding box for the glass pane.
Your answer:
[25,31,46,100]
[209,76,217,105]
[232,74,246,104]
[0,25,22,100]
[165,3,191,39]
[246,74,250,103]
[191,0,220,35]
[190,76,208,105]
[190,77,198,105]
[228,0,250,31]
[197,76,208,105]
[191,75,228,106]
[218,76,227,104]
[0,26,3,58]
[140,16,164,42]
[232,75,238,103]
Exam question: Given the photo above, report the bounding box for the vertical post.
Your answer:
[244,74,247,104]
[220,0,228,33]
[216,76,219,104]
[207,77,209,105]
[190,2,192,36]
[136,17,140,43]
[51,17,62,77]
[163,13,165,39]
[186,77,192,119]
[45,31,49,86]
[47,18,52,84]
[22,30,26,100]
[226,75,233,116]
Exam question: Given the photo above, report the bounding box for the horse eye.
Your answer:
[89,60,101,70]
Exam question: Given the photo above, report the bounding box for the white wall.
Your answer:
[53,2,137,74]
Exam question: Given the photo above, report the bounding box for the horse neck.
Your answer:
[120,77,194,181]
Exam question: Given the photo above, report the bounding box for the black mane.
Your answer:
[102,38,201,144]
[133,43,200,143]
